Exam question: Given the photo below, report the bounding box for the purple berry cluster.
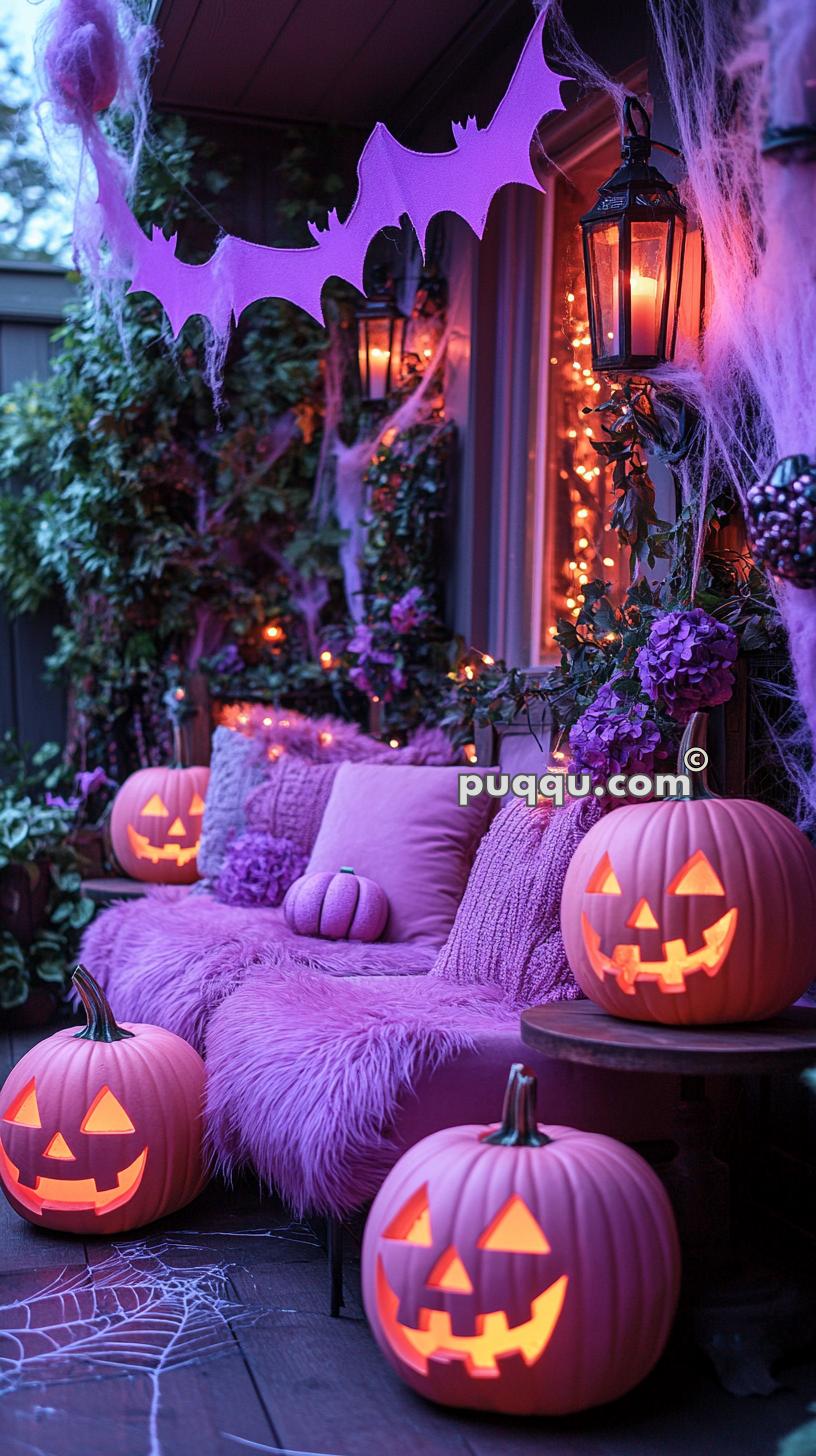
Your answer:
[746,456,816,589]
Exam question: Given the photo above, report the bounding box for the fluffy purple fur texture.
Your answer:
[203,968,509,1216]
[432,796,600,1007]
[79,891,436,1050]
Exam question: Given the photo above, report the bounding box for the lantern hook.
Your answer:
[623,96,682,161]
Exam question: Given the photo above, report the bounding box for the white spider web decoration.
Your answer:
[0,1234,291,1456]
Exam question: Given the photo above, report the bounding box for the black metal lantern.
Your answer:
[356,295,406,402]
[580,98,686,374]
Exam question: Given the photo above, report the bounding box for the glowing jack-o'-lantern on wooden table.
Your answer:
[561,713,816,1025]
[362,1064,679,1415]
[0,966,207,1236]
[110,745,209,884]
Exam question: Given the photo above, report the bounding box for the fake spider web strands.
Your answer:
[645,0,816,819]
[0,1239,277,1456]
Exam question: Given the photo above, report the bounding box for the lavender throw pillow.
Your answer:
[431,797,602,1008]
[197,727,269,885]
[244,757,339,864]
[305,762,493,944]
[199,717,461,887]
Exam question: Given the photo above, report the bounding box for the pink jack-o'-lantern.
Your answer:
[561,713,816,1024]
[110,764,209,884]
[283,867,388,941]
[0,966,207,1235]
[362,1064,679,1415]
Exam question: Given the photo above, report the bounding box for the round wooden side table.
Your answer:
[521,1000,816,1395]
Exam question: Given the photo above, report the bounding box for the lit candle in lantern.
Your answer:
[367,346,391,401]
[630,271,658,355]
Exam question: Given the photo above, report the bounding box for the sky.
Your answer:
[0,0,75,260]
[2,0,41,71]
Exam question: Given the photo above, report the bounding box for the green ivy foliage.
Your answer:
[0,116,352,775]
[0,737,93,1008]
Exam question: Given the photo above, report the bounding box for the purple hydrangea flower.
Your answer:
[347,624,374,656]
[214,832,306,908]
[390,587,427,633]
[569,679,670,779]
[74,766,113,798]
[636,608,737,722]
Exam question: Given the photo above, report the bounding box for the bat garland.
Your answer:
[43,3,566,365]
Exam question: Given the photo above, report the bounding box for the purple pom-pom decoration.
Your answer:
[745,454,816,589]
[635,608,737,723]
[214,831,306,908]
[569,679,671,780]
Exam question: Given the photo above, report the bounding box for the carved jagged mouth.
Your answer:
[0,1141,148,1215]
[376,1259,568,1376]
[581,908,738,994]
[127,825,200,867]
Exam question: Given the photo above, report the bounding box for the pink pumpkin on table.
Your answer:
[110,763,209,884]
[561,712,816,1025]
[284,867,388,942]
[362,1064,679,1415]
[0,966,207,1236]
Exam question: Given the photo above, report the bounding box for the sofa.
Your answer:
[81,711,674,1300]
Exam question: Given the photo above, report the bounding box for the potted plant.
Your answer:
[0,736,102,1024]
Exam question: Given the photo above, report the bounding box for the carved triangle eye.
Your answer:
[140,794,169,816]
[383,1184,432,1245]
[81,1086,135,1135]
[587,852,622,895]
[2,1078,41,1128]
[668,850,725,896]
[477,1195,551,1253]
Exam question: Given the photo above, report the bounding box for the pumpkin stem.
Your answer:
[678,711,716,801]
[483,1063,551,1147]
[171,722,188,769]
[73,965,134,1043]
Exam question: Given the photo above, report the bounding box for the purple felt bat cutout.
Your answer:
[89,11,566,343]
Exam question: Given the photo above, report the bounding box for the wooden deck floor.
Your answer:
[2,1023,815,1456]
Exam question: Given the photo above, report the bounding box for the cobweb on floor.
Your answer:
[0,1234,294,1456]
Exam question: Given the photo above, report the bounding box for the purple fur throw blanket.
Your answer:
[204,968,509,1216]
[79,891,436,1051]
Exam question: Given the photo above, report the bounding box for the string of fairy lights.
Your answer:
[546,286,617,643]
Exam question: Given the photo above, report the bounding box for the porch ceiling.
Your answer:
[148,0,515,129]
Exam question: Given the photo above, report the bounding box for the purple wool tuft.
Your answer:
[43,0,124,124]
[569,679,670,780]
[636,608,738,723]
[40,0,154,134]
[213,831,306,908]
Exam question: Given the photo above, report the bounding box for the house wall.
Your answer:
[0,264,74,753]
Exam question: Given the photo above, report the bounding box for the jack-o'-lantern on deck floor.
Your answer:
[362,1064,679,1415]
[561,713,816,1025]
[0,966,207,1235]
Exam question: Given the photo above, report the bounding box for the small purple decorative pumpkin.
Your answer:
[283,867,389,942]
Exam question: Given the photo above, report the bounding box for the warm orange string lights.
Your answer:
[546,279,618,644]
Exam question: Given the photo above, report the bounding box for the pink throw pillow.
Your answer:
[304,763,493,944]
